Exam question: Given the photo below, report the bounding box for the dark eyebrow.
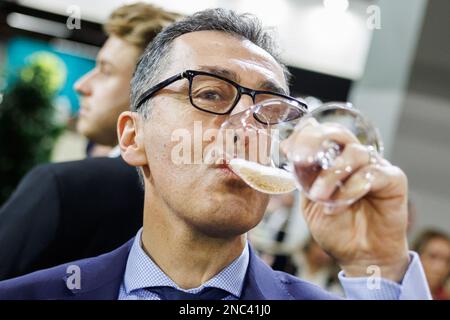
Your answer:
[257,80,288,95]
[196,65,287,94]
[197,66,240,83]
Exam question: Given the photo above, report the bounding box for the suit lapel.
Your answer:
[241,245,293,300]
[62,239,134,300]
[60,240,292,300]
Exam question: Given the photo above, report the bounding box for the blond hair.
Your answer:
[104,2,181,51]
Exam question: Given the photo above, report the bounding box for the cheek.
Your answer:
[146,135,207,204]
[94,78,130,106]
[88,105,120,131]
[149,104,220,161]
[145,118,193,182]
[92,81,130,121]
[149,136,173,166]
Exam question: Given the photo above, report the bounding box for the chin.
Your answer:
[192,201,266,239]
[76,121,90,138]
[75,121,84,134]
[194,219,257,239]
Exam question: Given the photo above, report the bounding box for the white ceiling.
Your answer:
[16,0,375,79]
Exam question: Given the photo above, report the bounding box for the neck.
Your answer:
[141,187,246,290]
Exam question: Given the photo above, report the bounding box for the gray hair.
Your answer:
[130,8,290,118]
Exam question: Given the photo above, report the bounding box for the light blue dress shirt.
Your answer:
[338,251,432,299]
[118,229,249,300]
[118,228,431,300]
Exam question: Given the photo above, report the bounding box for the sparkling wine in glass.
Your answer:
[219,99,383,206]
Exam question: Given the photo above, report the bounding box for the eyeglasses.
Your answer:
[134,70,308,124]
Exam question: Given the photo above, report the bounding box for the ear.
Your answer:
[117,111,147,167]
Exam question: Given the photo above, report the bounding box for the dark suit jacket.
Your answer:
[0,157,144,281]
[0,240,338,300]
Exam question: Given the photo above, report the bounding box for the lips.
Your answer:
[212,162,242,181]
[214,162,231,171]
[211,160,230,171]
[203,143,243,179]
[79,108,88,117]
[78,102,90,117]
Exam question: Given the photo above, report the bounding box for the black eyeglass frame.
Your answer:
[134,69,308,117]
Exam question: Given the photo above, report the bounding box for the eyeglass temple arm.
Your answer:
[134,72,186,110]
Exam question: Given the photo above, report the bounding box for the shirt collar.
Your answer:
[108,145,121,158]
[123,228,249,298]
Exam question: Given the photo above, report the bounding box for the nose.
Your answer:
[230,94,254,116]
[227,95,259,160]
[74,71,93,96]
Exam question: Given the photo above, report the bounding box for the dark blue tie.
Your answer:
[148,286,231,300]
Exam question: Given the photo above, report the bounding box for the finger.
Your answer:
[307,143,373,201]
[368,163,407,199]
[293,117,319,133]
[331,162,407,205]
[281,121,360,161]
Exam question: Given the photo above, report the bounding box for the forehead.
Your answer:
[166,30,286,89]
[427,238,450,251]
[98,36,139,65]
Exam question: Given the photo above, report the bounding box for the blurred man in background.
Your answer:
[75,4,180,157]
[0,3,179,281]
[413,229,450,300]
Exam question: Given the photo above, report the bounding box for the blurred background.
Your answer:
[0,0,449,297]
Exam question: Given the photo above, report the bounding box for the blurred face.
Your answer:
[75,36,141,146]
[140,31,288,238]
[420,238,450,290]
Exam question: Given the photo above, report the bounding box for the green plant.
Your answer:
[0,54,65,205]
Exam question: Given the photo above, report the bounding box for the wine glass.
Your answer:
[218,98,383,207]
